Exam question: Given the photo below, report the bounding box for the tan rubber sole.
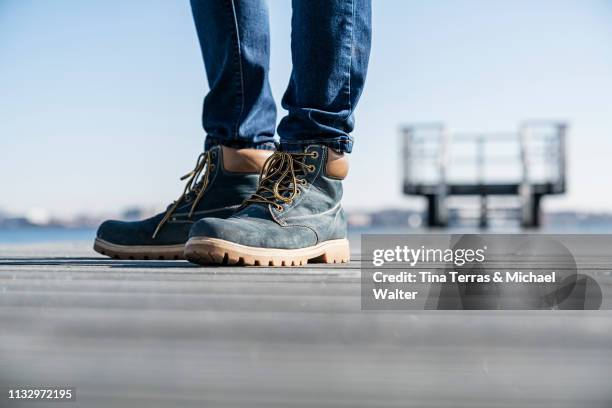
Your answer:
[184,237,350,267]
[93,238,185,260]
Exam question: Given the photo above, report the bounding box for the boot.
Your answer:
[185,145,350,266]
[94,145,271,259]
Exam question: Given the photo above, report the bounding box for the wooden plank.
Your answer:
[0,242,611,408]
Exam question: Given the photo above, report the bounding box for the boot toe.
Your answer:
[97,220,123,241]
[189,217,317,249]
[96,220,136,245]
[189,218,246,243]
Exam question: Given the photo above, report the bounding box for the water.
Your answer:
[0,228,96,244]
[1,224,612,246]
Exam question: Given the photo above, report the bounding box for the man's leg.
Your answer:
[94,0,275,259]
[278,0,372,153]
[191,0,277,151]
[185,0,372,266]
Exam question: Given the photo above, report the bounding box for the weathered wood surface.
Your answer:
[0,242,611,408]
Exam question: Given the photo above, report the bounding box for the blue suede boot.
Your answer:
[94,146,271,259]
[185,145,350,266]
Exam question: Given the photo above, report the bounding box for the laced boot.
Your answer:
[185,145,350,266]
[94,146,271,259]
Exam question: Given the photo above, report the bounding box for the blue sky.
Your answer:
[1,0,612,218]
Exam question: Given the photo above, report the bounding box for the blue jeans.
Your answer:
[191,0,371,153]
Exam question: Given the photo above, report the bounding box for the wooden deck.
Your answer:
[1,242,611,407]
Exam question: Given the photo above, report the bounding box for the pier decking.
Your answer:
[1,242,611,407]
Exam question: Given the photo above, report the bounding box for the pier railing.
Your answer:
[401,121,567,227]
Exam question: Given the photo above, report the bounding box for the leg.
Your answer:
[191,0,277,150]
[185,0,372,266]
[277,0,372,153]
[94,0,277,259]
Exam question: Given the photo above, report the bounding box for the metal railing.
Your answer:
[401,121,567,227]
[402,122,566,191]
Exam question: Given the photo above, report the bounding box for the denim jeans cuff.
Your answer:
[205,137,277,152]
[279,136,353,154]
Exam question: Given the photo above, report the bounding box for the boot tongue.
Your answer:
[264,157,303,197]
[237,151,309,216]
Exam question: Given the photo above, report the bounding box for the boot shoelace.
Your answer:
[244,151,317,211]
[152,150,214,238]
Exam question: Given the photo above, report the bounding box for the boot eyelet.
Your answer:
[275,204,283,211]
[307,165,315,173]
[299,178,307,185]
[210,164,216,171]
[310,151,319,159]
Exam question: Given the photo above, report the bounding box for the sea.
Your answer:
[2,224,612,246]
[0,227,97,244]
